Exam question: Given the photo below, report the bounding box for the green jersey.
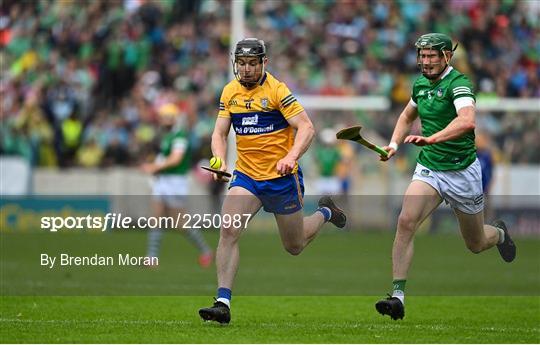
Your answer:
[156,129,191,175]
[411,67,476,171]
[315,146,341,177]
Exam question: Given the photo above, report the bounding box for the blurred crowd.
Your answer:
[1,0,538,170]
[246,0,539,99]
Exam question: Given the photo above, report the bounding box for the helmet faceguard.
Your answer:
[415,33,458,80]
[232,38,267,88]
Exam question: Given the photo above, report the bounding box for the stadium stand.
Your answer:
[1,0,538,169]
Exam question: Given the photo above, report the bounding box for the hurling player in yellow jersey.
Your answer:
[199,38,347,324]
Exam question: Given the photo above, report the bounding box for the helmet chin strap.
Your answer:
[422,62,448,80]
[421,51,451,80]
[239,79,258,88]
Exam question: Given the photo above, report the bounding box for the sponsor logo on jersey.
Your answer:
[235,114,277,134]
[242,114,258,126]
[421,169,430,177]
[235,124,275,135]
[232,110,288,136]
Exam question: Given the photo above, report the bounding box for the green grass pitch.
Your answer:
[1,230,539,343]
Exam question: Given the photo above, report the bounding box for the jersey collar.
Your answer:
[439,66,453,80]
[259,72,267,86]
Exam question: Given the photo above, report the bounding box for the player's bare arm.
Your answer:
[276,110,315,175]
[211,117,231,181]
[141,148,185,175]
[381,102,418,161]
[407,105,476,146]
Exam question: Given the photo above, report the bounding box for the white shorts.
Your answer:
[151,175,188,209]
[412,159,484,214]
[315,177,341,195]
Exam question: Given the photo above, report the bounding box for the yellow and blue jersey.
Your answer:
[218,72,304,181]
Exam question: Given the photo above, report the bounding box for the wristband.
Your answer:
[389,142,399,151]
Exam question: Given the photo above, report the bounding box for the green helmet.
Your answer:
[415,33,457,80]
[415,33,457,52]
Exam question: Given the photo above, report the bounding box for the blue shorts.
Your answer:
[229,169,304,214]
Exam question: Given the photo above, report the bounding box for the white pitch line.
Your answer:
[0,318,191,326]
[254,321,539,334]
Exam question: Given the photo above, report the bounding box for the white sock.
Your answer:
[216,298,230,308]
[392,290,405,305]
[497,227,505,244]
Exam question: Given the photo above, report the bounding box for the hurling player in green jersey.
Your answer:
[140,103,213,268]
[374,33,516,321]
[314,128,343,195]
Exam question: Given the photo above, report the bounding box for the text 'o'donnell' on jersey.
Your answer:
[218,72,304,180]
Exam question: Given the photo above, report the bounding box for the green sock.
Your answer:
[392,279,406,304]
[392,279,406,293]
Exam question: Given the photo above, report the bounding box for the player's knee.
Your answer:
[465,241,484,254]
[397,213,417,233]
[284,244,303,256]
[220,226,241,242]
